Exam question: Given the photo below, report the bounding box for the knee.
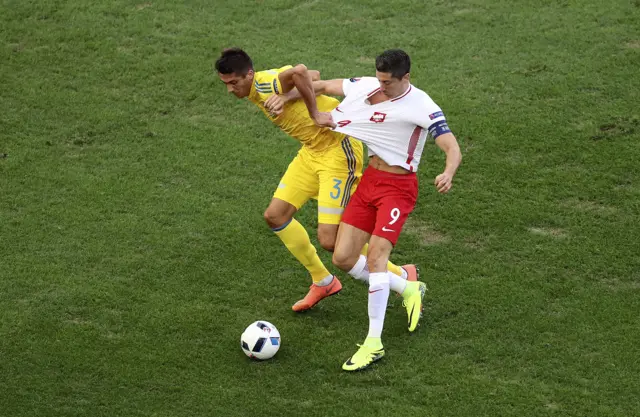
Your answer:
[263,208,290,229]
[332,249,355,272]
[317,230,337,252]
[318,238,335,252]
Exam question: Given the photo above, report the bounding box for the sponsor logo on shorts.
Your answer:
[381,226,395,232]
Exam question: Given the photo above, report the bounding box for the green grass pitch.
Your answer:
[1,0,639,415]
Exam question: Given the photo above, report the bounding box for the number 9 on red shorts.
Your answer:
[341,166,418,246]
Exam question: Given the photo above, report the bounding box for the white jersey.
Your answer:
[330,77,450,172]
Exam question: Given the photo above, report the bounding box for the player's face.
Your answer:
[376,71,410,99]
[218,70,254,98]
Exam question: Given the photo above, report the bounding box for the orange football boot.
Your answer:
[292,276,342,312]
[402,264,419,282]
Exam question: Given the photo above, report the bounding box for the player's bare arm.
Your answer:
[309,79,346,127]
[434,132,462,194]
[264,70,320,116]
[277,64,324,123]
[278,76,344,100]
[273,77,343,103]
[312,79,345,97]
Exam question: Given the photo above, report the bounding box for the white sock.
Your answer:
[389,273,408,294]
[348,255,369,283]
[349,255,406,294]
[367,272,390,339]
[315,274,334,286]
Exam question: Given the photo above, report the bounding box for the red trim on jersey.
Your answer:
[391,85,412,102]
[406,126,422,166]
[367,88,381,97]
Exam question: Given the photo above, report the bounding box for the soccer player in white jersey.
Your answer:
[279,49,462,371]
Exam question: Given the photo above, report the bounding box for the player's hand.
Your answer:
[264,94,286,116]
[313,112,336,129]
[434,172,453,193]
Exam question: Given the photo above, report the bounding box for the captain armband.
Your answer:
[428,120,451,138]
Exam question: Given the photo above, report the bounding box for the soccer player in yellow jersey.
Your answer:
[215,48,417,311]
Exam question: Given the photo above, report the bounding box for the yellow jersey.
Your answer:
[248,65,343,153]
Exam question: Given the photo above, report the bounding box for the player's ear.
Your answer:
[245,69,254,79]
[403,72,410,82]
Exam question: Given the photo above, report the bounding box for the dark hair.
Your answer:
[215,48,253,75]
[375,49,411,79]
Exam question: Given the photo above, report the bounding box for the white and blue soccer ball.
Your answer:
[241,320,281,360]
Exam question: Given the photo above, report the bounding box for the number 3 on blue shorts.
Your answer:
[330,179,342,200]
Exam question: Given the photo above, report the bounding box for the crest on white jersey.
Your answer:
[370,112,386,123]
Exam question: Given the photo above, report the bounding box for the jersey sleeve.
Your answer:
[341,77,364,97]
[417,102,451,139]
[255,66,293,95]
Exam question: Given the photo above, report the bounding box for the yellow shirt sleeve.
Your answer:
[248,65,344,153]
[253,65,292,96]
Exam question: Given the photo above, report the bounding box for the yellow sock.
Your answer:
[361,243,404,277]
[273,218,332,283]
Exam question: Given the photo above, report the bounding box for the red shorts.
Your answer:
[341,166,418,245]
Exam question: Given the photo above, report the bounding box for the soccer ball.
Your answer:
[240,320,281,360]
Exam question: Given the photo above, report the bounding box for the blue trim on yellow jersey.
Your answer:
[255,80,273,93]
